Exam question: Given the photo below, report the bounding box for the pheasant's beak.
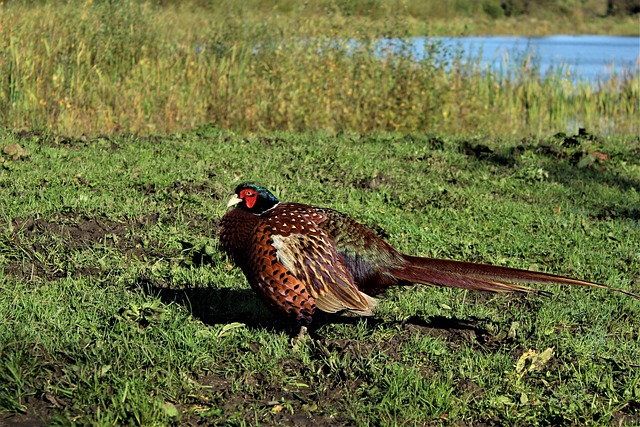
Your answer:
[227,194,243,207]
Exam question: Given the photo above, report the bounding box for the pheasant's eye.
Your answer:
[240,189,254,198]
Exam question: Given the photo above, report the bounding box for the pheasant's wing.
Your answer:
[308,207,411,294]
[311,207,640,299]
[270,229,377,315]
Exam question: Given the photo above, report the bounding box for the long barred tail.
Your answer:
[389,255,640,299]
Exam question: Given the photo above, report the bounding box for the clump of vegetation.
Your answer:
[0,0,638,136]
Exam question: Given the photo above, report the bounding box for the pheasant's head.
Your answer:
[227,183,280,214]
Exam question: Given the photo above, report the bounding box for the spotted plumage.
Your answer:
[219,183,639,325]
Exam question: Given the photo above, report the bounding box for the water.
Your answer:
[386,35,640,83]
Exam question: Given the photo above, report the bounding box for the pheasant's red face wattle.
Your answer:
[239,188,258,209]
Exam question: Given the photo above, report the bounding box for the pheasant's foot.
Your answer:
[291,325,309,348]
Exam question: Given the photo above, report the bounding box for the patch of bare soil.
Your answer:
[136,179,219,199]
[4,213,162,281]
[613,406,640,427]
[11,129,120,151]
[168,314,510,427]
[0,343,69,427]
[0,397,53,427]
[5,173,222,281]
[181,367,357,427]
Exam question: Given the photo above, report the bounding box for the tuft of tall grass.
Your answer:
[0,1,638,136]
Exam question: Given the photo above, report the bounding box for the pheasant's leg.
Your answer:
[291,325,309,348]
[297,325,308,340]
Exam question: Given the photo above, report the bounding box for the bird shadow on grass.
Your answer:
[138,278,494,341]
[138,278,290,331]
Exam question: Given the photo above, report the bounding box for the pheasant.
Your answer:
[219,183,639,326]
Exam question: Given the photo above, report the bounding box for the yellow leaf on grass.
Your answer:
[515,347,554,376]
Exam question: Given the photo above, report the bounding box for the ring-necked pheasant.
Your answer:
[219,183,638,326]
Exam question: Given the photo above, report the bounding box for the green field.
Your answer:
[1,128,639,425]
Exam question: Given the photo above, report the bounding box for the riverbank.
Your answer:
[87,0,640,38]
[1,1,638,137]
[416,14,640,37]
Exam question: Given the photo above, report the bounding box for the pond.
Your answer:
[394,35,639,83]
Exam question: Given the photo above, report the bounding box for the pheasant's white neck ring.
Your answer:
[258,201,280,214]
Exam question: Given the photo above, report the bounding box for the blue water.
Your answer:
[383,35,640,82]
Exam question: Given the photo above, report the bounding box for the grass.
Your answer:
[1,4,639,424]
[0,1,638,137]
[1,127,639,426]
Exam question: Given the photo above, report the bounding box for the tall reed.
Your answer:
[0,1,637,136]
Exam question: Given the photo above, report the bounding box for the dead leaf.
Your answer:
[590,151,609,161]
[515,347,554,377]
[3,143,28,160]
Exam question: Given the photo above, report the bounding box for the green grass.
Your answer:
[0,1,638,137]
[1,127,639,426]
